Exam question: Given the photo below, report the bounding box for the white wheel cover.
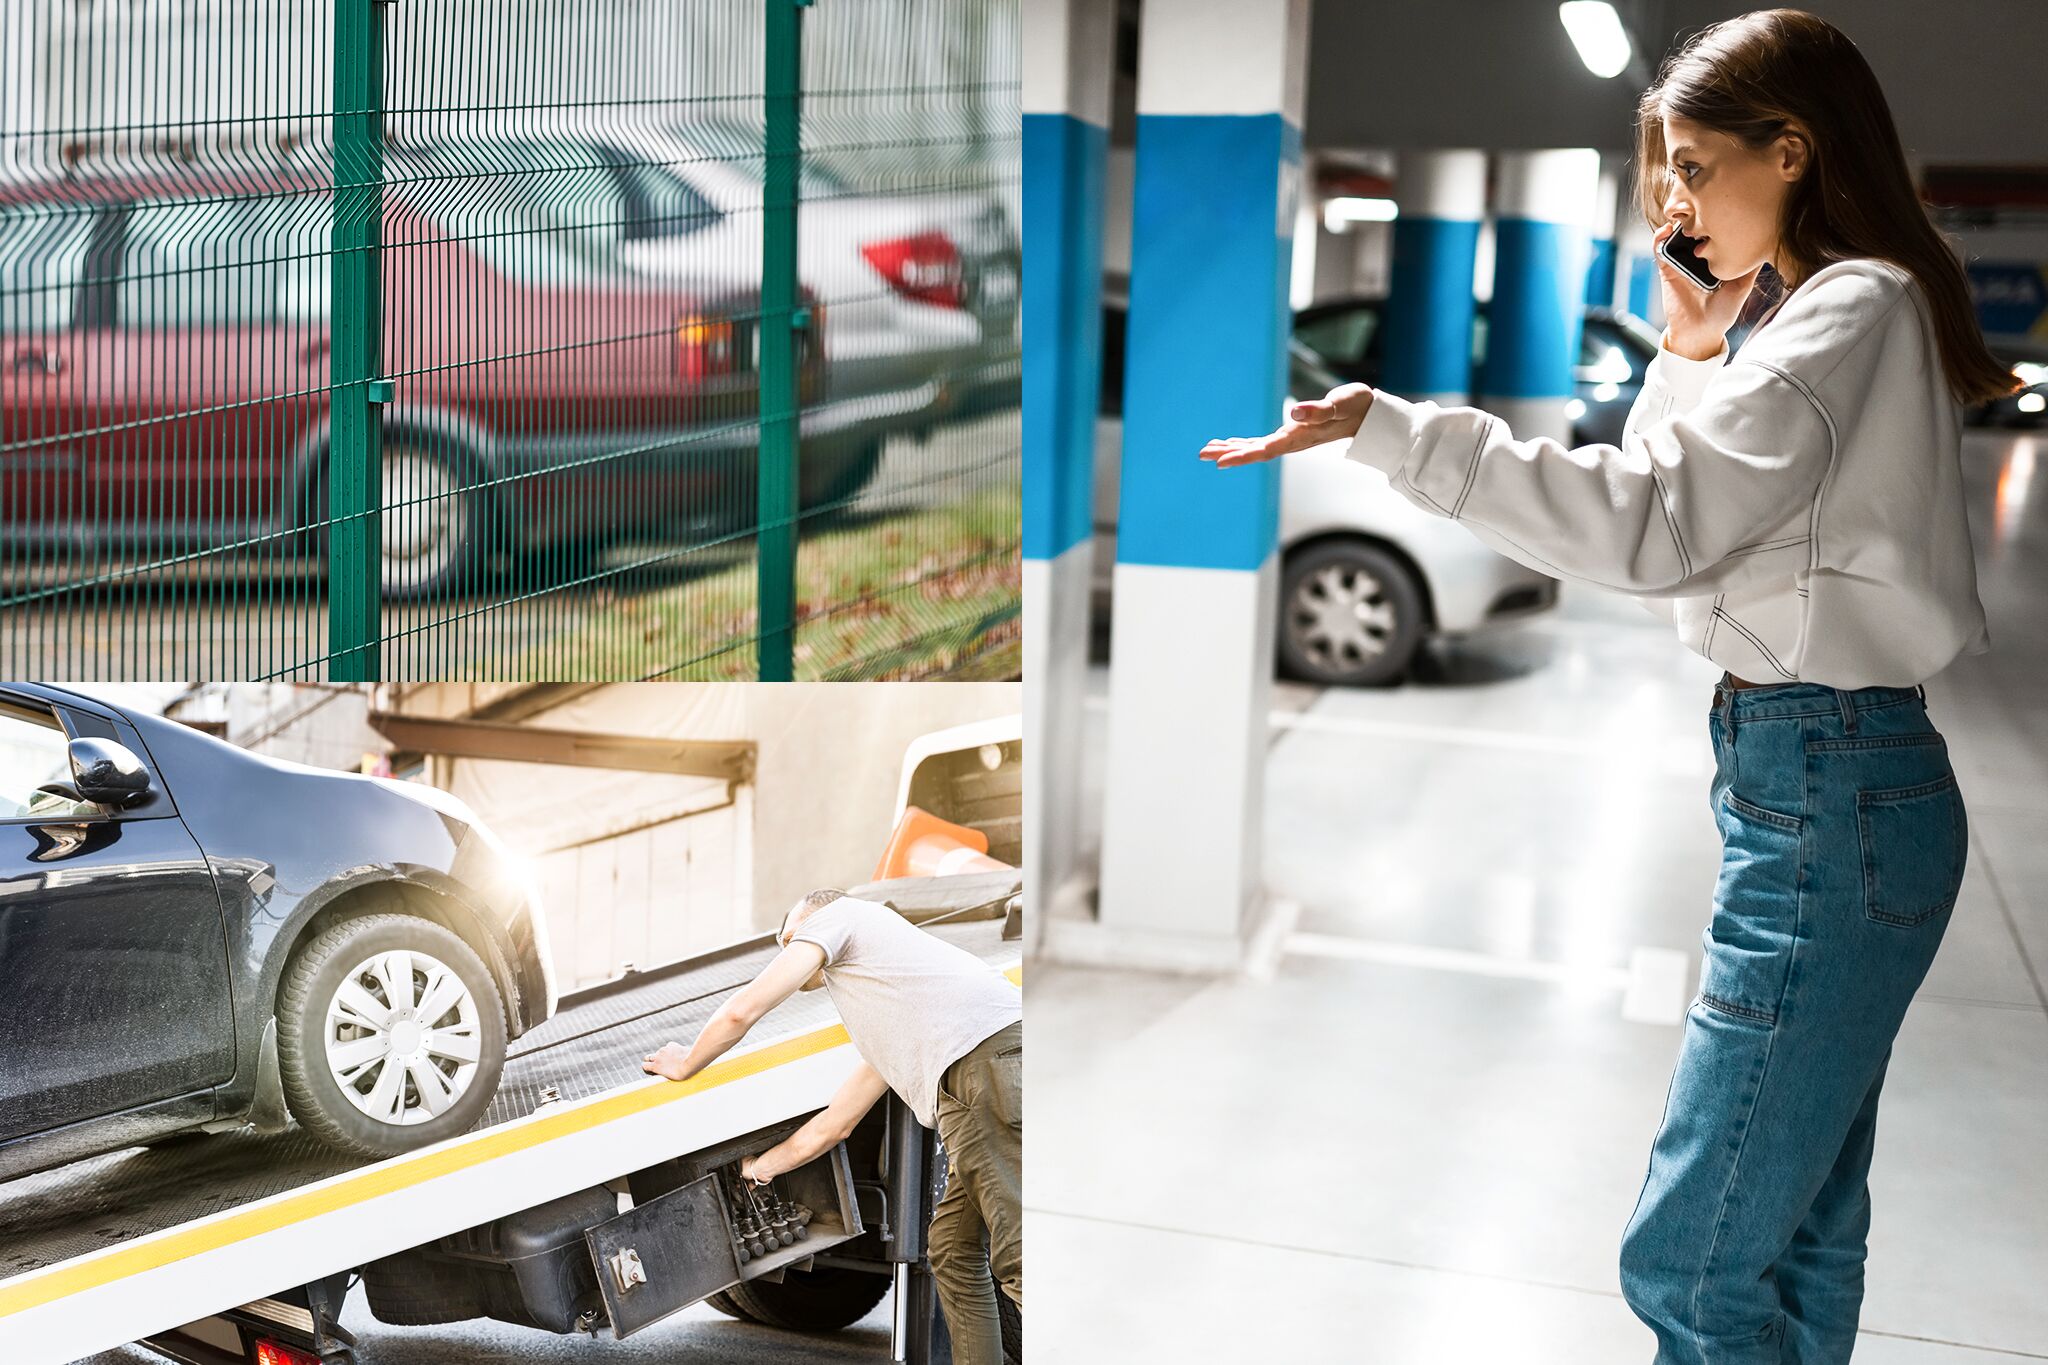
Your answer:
[324,948,485,1127]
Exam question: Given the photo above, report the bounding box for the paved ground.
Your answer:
[1032,426,2048,1361]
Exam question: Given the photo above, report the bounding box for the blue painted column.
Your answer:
[1585,160,1619,309]
[1478,149,1601,444]
[1617,211,1658,321]
[1023,0,1114,939]
[1382,150,1486,406]
[1085,0,1309,968]
[1629,253,1656,319]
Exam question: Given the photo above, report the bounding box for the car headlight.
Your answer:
[2010,361,2048,388]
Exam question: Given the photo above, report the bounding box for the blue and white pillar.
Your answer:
[1382,150,1486,406]
[1585,159,1620,309]
[1023,0,1114,938]
[1479,148,1602,444]
[1618,213,1660,324]
[1086,0,1309,969]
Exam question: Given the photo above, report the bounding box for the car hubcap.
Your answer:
[381,449,466,589]
[1291,562,1398,669]
[325,949,484,1126]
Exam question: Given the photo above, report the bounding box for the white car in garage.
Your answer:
[1093,290,1560,686]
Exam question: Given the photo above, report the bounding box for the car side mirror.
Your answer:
[68,737,153,808]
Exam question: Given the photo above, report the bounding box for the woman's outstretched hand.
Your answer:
[1199,382,1375,468]
[1654,218,1761,361]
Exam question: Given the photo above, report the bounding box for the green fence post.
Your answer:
[758,0,808,681]
[330,0,387,681]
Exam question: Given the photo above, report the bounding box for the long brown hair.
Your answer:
[1631,9,2019,406]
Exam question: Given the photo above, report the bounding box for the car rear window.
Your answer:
[0,214,95,333]
[1296,306,1380,368]
[114,194,329,327]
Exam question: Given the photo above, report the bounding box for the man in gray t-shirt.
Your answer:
[642,889,1021,1365]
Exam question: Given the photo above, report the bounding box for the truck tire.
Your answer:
[276,913,507,1158]
[705,1264,890,1332]
[360,1247,488,1325]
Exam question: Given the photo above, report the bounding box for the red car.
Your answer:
[0,157,904,597]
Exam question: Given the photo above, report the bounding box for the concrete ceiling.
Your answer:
[1300,0,2048,164]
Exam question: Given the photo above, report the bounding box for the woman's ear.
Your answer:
[1774,125,1811,183]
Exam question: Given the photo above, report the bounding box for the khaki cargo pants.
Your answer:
[929,1019,1022,1365]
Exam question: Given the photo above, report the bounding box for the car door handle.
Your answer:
[8,348,65,376]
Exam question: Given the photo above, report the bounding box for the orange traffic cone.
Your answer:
[872,805,1014,880]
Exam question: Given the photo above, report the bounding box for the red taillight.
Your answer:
[676,315,739,384]
[860,231,965,309]
[253,1341,320,1365]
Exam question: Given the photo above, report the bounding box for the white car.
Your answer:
[597,121,1019,427]
[1093,297,1559,686]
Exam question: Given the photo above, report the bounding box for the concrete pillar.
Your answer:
[1081,0,1310,971]
[1479,148,1602,444]
[1022,0,1115,940]
[1382,149,1487,405]
[1585,159,1620,309]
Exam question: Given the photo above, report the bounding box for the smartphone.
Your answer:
[1659,227,1720,292]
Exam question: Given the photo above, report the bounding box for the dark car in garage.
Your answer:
[1967,338,2048,427]
[0,155,915,598]
[1291,295,1663,446]
[0,682,557,1182]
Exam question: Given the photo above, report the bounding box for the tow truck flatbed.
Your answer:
[0,918,1020,1365]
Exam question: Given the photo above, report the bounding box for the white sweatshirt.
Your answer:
[1343,257,1992,689]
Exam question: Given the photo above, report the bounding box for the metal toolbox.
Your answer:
[585,1141,865,1338]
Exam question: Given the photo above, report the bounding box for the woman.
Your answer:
[1200,10,2015,1362]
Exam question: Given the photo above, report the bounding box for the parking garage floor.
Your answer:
[1032,427,2048,1361]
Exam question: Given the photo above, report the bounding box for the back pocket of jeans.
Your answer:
[1858,772,1966,927]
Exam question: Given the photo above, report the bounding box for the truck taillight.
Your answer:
[860,231,964,308]
[253,1341,319,1365]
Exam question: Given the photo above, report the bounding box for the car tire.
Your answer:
[310,440,490,602]
[276,913,507,1159]
[1277,539,1426,687]
[704,1265,891,1333]
[377,440,491,600]
[801,438,886,518]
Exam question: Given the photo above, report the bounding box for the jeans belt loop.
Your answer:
[1836,684,1858,734]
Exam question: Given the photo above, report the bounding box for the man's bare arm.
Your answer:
[741,1062,892,1183]
[643,941,826,1083]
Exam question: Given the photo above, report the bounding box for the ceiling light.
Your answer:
[1560,1,1632,79]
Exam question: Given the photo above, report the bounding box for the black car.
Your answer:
[1968,338,2048,428]
[0,683,556,1181]
[1292,296,1665,446]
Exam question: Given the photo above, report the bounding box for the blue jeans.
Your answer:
[1619,673,1968,1363]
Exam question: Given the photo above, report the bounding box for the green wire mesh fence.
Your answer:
[0,0,1020,681]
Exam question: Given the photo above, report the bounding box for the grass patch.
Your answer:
[510,480,1021,680]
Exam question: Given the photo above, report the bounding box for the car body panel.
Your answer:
[0,771,234,1145]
